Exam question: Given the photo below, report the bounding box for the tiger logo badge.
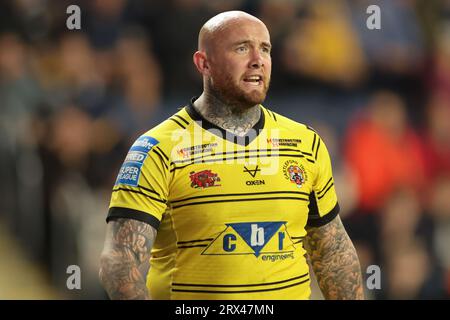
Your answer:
[189,170,221,189]
[283,160,307,188]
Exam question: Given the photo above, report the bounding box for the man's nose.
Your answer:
[248,49,264,68]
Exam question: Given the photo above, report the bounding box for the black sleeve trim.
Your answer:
[106,207,161,230]
[311,133,317,153]
[306,202,340,228]
[317,177,333,196]
[314,138,321,160]
[169,117,186,129]
[152,148,169,170]
[154,146,169,161]
[317,183,334,200]
[112,187,167,204]
[173,114,190,126]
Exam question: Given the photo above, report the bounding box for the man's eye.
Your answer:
[236,46,248,53]
[262,47,271,54]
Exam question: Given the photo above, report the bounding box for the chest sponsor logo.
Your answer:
[243,165,265,186]
[267,138,302,147]
[283,160,308,188]
[177,143,218,159]
[202,221,296,261]
[243,165,260,178]
[189,170,221,188]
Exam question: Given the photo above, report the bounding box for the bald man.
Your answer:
[99,11,364,300]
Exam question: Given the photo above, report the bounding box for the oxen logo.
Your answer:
[189,170,221,189]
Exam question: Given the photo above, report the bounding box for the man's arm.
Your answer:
[99,218,157,300]
[305,215,364,300]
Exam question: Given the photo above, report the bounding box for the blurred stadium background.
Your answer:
[0,0,449,299]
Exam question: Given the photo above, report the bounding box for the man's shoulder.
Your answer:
[130,107,192,157]
[263,106,319,139]
[146,107,190,135]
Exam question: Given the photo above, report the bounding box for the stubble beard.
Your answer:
[208,72,269,112]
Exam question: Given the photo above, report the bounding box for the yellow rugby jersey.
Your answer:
[107,98,340,300]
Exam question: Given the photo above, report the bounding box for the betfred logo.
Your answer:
[124,151,147,163]
[130,136,159,153]
[202,221,296,258]
[115,151,148,187]
[189,170,221,189]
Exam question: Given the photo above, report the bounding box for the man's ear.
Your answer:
[193,51,211,76]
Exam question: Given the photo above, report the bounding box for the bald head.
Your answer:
[193,11,272,108]
[198,11,267,52]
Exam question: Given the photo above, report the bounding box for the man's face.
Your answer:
[207,19,272,108]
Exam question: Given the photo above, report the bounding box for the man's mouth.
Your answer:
[243,75,263,86]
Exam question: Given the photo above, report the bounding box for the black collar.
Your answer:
[185,97,265,147]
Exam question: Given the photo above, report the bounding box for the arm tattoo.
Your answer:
[305,215,364,300]
[99,218,157,300]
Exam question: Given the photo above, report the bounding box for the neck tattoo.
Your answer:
[193,92,261,137]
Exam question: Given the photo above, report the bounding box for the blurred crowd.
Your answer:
[0,0,449,299]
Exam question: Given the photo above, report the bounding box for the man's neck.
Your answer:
[193,92,261,137]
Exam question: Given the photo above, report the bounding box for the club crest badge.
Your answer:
[283,160,307,188]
